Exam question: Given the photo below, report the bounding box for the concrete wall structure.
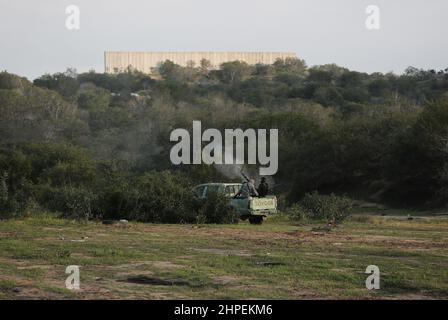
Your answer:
[104,51,297,74]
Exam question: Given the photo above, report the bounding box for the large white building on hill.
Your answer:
[104,51,297,74]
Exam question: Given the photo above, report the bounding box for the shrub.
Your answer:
[0,171,32,219]
[43,186,96,220]
[0,171,8,208]
[127,171,197,223]
[286,203,309,222]
[0,171,9,218]
[196,191,238,224]
[0,72,25,90]
[289,192,353,223]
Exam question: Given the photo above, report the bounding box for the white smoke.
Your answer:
[214,163,244,181]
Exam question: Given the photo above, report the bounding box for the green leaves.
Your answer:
[288,192,353,224]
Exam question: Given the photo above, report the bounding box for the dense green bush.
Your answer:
[196,191,238,224]
[0,171,9,217]
[2,62,448,220]
[288,192,353,223]
[286,203,309,222]
[43,186,96,220]
[0,169,35,219]
[126,171,197,223]
[0,143,239,223]
[385,99,448,206]
[94,171,238,224]
[0,144,97,219]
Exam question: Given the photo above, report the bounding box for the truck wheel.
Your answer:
[249,216,263,225]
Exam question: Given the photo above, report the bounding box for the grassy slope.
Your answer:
[0,213,447,299]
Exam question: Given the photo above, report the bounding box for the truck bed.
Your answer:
[250,196,277,212]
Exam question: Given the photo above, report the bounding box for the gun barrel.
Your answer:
[240,170,250,182]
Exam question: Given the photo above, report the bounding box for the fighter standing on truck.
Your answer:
[235,172,259,198]
[257,177,269,197]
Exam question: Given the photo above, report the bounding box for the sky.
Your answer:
[1,0,447,80]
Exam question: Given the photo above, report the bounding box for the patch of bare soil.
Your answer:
[41,227,65,232]
[350,235,447,249]
[110,260,185,271]
[148,292,188,299]
[190,247,252,256]
[109,262,152,270]
[134,223,447,252]
[102,261,185,280]
[285,230,447,250]
[116,270,155,278]
[150,261,185,269]
[213,275,246,285]
[0,275,62,300]
[16,265,52,270]
[188,227,293,241]
[74,287,121,300]
[135,224,293,242]
[14,286,61,300]
[0,232,17,237]
[230,283,318,299]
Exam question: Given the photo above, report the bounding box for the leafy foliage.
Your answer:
[127,171,196,223]
[288,192,353,223]
[1,59,448,221]
[196,191,238,224]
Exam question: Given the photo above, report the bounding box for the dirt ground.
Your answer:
[0,213,447,299]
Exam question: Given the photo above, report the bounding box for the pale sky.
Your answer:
[1,0,447,80]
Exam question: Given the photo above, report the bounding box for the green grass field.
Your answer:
[0,212,447,299]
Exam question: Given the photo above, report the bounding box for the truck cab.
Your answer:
[194,183,277,224]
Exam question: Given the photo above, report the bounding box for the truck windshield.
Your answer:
[225,185,239,196]
[207,185,222,194]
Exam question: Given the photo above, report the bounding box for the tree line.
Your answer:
[1,58,448,220]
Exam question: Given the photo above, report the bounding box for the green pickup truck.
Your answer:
[194,183,277,224]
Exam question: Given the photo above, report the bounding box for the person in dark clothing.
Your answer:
[235,179,259,198]
[257,177,269,197]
